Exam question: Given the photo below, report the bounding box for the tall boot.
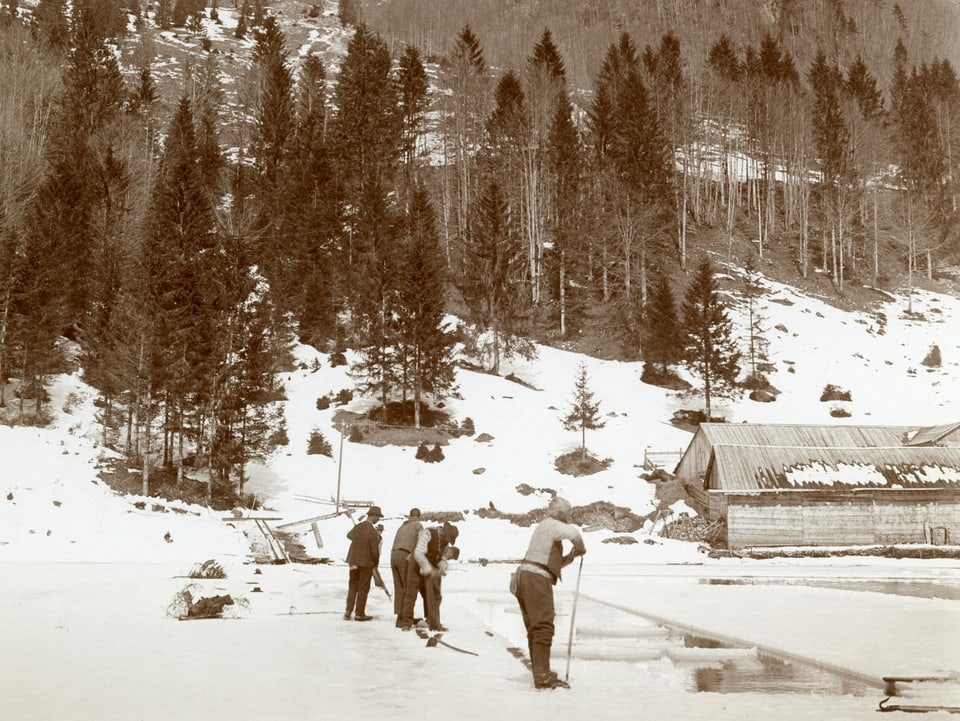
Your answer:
[532,643,569,689]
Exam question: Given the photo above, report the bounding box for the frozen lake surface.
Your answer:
[2,560,958,721]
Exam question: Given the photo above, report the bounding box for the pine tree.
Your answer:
[681,259,741,421]
[140,96,218,476]
[441,25,490,264]
[396,44,429,172]
[459,180,529,374]
[707,34,741,82]
[395,183,457,427]
[252,16,294,191]
[347,180,401,410]
[742,254,770,381]
[547,90,583,338]
[288,54,339,347]
[330,23,401,200]
[562,361,605,462]
[642,270,683,378]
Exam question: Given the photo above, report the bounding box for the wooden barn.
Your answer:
[676,423,960,549]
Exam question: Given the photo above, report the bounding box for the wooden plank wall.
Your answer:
[726,494,960,549]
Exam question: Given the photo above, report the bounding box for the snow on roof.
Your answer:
[904,421,960,446]
[707,444,960,491]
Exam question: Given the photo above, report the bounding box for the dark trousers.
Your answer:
[516,569,556,647]
[346,566,374,616]
[390,549,411,616]
[423,570,443,631]
[398,556,427,625]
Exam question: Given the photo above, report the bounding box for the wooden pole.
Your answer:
[564,556,584,682]
[335,423,345,515]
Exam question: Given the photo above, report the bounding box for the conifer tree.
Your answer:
[395,183,457,427]
[253,16,294,191]
[140,96,218,476]
[347,180,401,410]
[288,54,339,346]
[442,25,490,265]
[460,180,529,374]
[642,270,683,378]
[547,90,583,338]
[330,23,401,201]
[681,259,741,421]
[742,254,770,381]
[562,361,605,462]
[396,44,429,173]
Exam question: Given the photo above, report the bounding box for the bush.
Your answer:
[742,374,769,390]
[416,442,445,463]
[461,417,475,436]
[335,388,353,405]
[270,423,289,446]
[316,396,331,411]
[330,351,347,368]
[307,429,333,456]
[189,559,226,579]
[348,425,364,442]
[819,384,851,402]
[830,406,852,418]
[922,345,942,368]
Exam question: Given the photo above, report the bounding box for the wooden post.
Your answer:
[335,423,345,515]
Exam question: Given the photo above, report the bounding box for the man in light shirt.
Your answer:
[514,497,585,689]
[398,521,459,632]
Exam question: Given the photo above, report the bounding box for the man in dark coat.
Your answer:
[344,505,383,622]
[390,507,424,627]
[398,521,459,632]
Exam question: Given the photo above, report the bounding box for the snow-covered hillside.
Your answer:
[2,270,958,565]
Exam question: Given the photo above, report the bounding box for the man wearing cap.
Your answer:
[399,521,459,632]
[390,508,424,627]
[344,505,383,622]
[515,496,585,689]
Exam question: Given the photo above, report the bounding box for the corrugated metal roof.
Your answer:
[708,444,960,491]
[698,423,914,448]
[904,422,960,446]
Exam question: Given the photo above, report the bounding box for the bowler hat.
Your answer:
[367,505,383,519]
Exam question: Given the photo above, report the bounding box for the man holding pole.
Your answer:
[513,496,585,689]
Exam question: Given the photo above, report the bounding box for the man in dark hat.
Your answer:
[390,508,424,627]
[344,505,383,622]
[398,521,459,632]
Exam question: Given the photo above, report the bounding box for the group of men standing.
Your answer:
[344,506,459,633]
[343,497,586,691]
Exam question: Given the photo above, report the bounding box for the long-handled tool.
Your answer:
[564,555,584,683]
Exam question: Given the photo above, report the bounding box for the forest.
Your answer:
[1,0,958,503]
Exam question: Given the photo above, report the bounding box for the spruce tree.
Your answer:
[547,90,583,338]
[395,183,457,427]
[442,25,490,259]
[562,361,605,462]
[396,44,429,172]
[459,180,529,374]
[681,259,741,421]
[330,23,401,200]
[643,270,683,378]
[742,254,770,382]
[288,54,339,346]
